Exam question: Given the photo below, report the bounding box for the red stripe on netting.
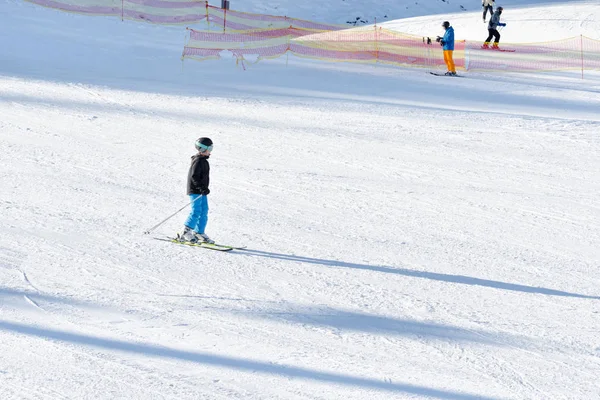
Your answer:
[26,0,208,22]
[183,47,222,57]
[25,0,120,15]
[230,44,290,58]
[299,30,375,42]
[288,43,376,61]
[125,0,202,9]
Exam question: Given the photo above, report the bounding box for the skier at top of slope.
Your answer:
[482,6,506,49]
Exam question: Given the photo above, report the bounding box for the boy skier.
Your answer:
[483,7,506,49]
[436,21,456,76]
[482,0,494,23]
[178,137,215,244]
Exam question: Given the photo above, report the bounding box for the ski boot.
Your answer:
[194,233,215,244]
[177,226,197,242]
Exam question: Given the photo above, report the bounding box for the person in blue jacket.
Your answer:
[436,21,456,76]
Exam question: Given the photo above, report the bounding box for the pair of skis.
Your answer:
[153,236,246,252]
[480,46,515,52]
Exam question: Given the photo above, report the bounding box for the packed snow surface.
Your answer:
[1,0,599,399]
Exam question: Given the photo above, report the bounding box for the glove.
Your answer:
[435,36,442,43]
[440,40,445,46]
[499,23,506,27]
[200,188,210,195]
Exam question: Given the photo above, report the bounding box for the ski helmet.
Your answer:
[442,21,450,29]
[497,6,503,12]
[195,137,213,152]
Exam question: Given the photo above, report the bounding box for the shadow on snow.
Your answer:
[0,320,500,400]
[236,249,599,300]
[219,305,524,347]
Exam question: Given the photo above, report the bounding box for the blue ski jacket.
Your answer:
[441,26,455,51]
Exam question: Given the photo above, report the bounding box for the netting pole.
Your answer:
[223,7,227,33]
[205,1,209,30]
[580,34,584,80]
[121,0,124,21]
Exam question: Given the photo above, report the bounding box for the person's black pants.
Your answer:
[485,28,500,44]
[483,5,493,20]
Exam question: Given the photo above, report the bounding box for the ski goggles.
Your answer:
[197,142,213,152]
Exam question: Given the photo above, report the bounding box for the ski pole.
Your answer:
[143,195,203,235]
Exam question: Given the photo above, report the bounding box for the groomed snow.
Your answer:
[1,0,599,399]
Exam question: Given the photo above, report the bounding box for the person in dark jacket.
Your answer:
[436,21,456,76]
[178,137,215,243]
[483,7,506,48]
[482,0,495,23]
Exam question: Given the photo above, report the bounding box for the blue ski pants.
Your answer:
[184,194,209,234]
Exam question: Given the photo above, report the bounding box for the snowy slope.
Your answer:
[1,0,600,399]
[383,0,600,42]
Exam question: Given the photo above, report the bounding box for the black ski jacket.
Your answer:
[488,11,501,29]
[187,154,210,195]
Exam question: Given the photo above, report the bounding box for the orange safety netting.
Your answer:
[22,0,600,73]
[24,0,346,29]
[25,0,206,24]
[206,7,346,31]
[184,27,466,70]
[466,37,600,72]
[183,26,600,73]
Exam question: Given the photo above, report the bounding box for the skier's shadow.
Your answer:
[236,249,599,300]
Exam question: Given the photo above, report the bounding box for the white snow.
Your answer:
[383,1,600,42]
[1,0,600,399]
